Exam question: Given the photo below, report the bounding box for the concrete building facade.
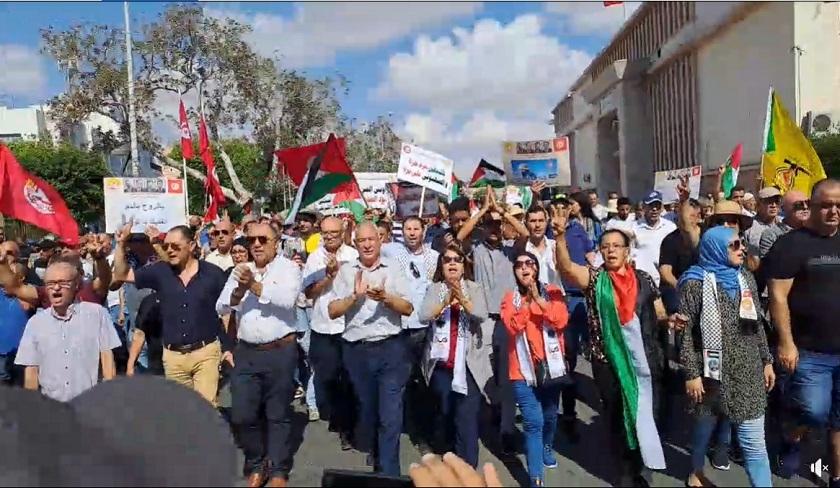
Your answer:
[553,1,840,201]
[0,104,122,149]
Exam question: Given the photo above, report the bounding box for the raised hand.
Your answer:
[116,219,134,245]
[233,264,254,289]
[325,253,339,279]
[530,180,547,195]
[145,224,162,242]
[549,205,569,236]
[353,270,367,298]
[676,175,690,203]
[481,188,492,212]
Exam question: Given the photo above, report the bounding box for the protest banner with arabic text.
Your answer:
[104,177,187,232]
[653,165,702,203]
[397,143,453,197]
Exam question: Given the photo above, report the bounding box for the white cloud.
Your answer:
[0,44,47,98]
[206,2,482,69]
[378,14,589,176]
[545,1,642,36]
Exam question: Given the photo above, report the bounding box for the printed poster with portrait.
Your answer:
[103,177,187,233]
[501,137,571,187]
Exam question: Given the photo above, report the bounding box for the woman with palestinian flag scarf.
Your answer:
[678,226,774,487]
[552,205,676,486]
[500,249,569,488]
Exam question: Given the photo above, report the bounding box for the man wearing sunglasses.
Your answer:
[633,191,677,287]
[216,222,302,488]
[328,222,414,476]
[302,216,359,450]
[205,219,235,272]
[112,223,233,406]
[768,179,840,482]
[743,187,781,258]
[759,190,810,259]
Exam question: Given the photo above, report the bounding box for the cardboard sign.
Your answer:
[502,137,571,187]
[397,143,453,196]
[104,177,186,233]
[654,165,702,203]
[390,183,440,219]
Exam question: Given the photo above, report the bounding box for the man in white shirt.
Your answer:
[328,222,414,476]
[523,205,560,286]
[302,216,359,450]
[381,216,438,451]
[588,189,609,221]
[633,191,676,287]
[604,197,637,243]
[205,219,235,271]
[216,223,301,488]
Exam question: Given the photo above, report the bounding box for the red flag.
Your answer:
[0,145,79,244]
[603,1,623,5]
[198,117,226,222]
[178,99,194,159]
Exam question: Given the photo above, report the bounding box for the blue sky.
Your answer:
[0,1,640,177]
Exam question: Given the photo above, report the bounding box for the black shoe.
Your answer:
[340,433,352,451]
[710,446,731,471]
[728,445,744,464]
[562,416,580,444]
[501,434,517,457]
[365,454,376,468]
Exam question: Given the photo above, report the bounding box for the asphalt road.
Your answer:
[233,359,825,487]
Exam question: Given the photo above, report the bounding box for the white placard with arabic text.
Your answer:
[397,143,453,196]
[653,165,702,203]
[104,177,187,233]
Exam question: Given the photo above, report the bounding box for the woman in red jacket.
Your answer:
[501,251,569,487]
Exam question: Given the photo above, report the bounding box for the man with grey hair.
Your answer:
[15,258,121,402]
[328,221,414,476]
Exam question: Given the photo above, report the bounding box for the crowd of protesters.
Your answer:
[0,167,838,488]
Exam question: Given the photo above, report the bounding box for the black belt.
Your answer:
[488,313,501,320]
[164,338,215,354]
[239,334,296,350]
[353,334,401,347]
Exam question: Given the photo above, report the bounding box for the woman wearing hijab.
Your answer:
[552,205,673,487]
[501,250,569,487]
[678,226,774,487]
[418,244,491,468]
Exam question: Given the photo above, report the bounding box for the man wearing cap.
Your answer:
[216,222,302,488]
[742,192,757,217]
[328,222,414,476]
[15,258,121,402]
[204,219,235,272]
[632,191,676,287]
[745,187,781,258]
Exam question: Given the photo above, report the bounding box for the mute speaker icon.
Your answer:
[811,458,827,477]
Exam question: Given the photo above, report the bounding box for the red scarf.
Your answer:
[607,264,638,325]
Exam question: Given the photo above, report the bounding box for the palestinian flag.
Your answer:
[469,159,506,188]
[450,174,460,203]
[721,143,743,199]
[283,134,365,224]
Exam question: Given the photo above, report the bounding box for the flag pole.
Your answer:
[759,86,773,187]
[178,88,190,218]
[123,1,140,176]
[418,186,426,218]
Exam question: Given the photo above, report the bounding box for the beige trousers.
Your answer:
[162,339,222,406]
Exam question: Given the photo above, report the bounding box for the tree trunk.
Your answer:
[218,147,252,201]
[157,153,242,203]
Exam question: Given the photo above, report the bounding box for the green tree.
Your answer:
[811,127,840,179]
[6,141,110,224]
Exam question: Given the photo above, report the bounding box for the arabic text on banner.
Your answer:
[397,143,453,196]
[653,165,702,203]
[501,137,571,187]
[308,172,397,215]
[103,178,187,233]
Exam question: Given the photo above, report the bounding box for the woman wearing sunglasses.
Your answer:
[552,205,671,486]
[500,250,569,487]
[418,244,490,468]
[678,226,774,487]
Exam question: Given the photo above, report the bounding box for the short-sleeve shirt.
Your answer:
[765,228,840,354]
[633,218,677,287]
[659,229,700,283]
[562,221,595,293]
[332,257,411,343]
[303,245,360,335]
[134,261,230,350]
[15,302,121,402]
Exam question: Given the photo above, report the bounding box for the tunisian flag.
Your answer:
[178,99,194,159]
[0,145,79,244]
[198,116,226,222]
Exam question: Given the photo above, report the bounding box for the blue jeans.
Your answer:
[294,307,317,409]
[690,414,771,486]
[512,380,562,486]
[562,295,588,418]
[343,336,411,476]
[110,304,148,369]
[788,349,840,429]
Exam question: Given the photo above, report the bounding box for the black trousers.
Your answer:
[309,331,356,437]
[491,317,516,437]
[402,328,434,442]
[231,339,298,478]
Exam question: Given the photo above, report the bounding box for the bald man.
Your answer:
[328,221,413,476]
[205,219,236,271]
[759,190,810,258]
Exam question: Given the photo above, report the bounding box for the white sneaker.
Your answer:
[308,408,320,422]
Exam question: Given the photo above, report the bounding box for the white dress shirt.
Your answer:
[302,244,360,335]
[216,255,301,344]
[632,217,676,287]
[525,237,561,288]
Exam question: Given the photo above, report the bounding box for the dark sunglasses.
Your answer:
[211,229,231,236]
[246,235,272,246]
[817,202,840,211]
[761,196,781,205]
[728,239,743,251]
[514,259,535,269]
[792,200,810,212]
[442,255,464,264]
[161,242,182,252]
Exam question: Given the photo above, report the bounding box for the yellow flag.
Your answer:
[761,90,826,195]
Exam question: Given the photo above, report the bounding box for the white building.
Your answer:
[0,104,122,149]
[553,1,840,200]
